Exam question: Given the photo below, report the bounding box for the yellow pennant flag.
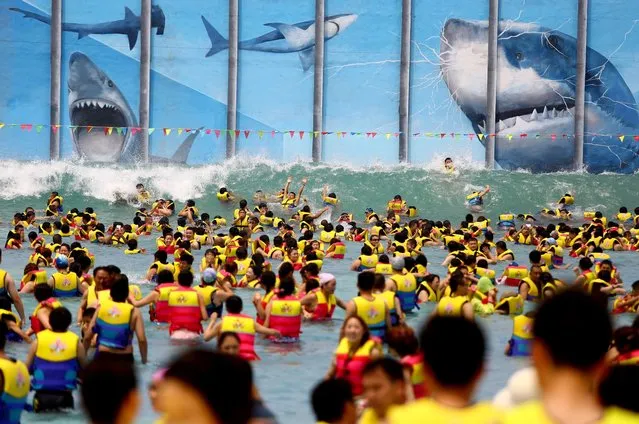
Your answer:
[507,134,513,140]
[478,134,485,140]
[313,131,319,138]
[385,133,391,140]
[107,127,113,135]
[258,130,264,139]
[337,132,342,138]
[619,135,625,142]
[0,123,4,129]
[177,128,183,135]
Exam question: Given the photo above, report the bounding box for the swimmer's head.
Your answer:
[54,255,69,269]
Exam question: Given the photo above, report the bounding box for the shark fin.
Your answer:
[264,22,313,50]
[78,31,89,39]
[123,7,139,49]
[170,128,202,163]
[202,16,229,57]
[298,47,315,72]
[124,7,137,21]
[127,30,139,50]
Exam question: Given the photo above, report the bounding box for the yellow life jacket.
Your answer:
[436,296,469,316]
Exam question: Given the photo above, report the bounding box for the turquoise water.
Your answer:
[2,158,638,423]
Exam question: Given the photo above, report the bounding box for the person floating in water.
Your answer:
[444,157,456,174]
[466,186,490,212]
[135,184,151,204]
[281,176,307,209]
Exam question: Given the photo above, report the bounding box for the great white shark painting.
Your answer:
[441,18,639,173]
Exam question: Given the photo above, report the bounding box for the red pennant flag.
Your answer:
[371,132,377,138]
[321,131,328,135]
[634,135,639,141]
[440,133,446,138]
[185,128,192,133]
[551,134,557,140]
[87,126,93,133]
[52,125,59,133]
[365,132,371,138]
[205,129,212,135]
[20,124,33,131]
[103,127,109,135]
[244,130,250,139]
[468,133,475,140]
[289,131,294,138]
[163,128,171,136]
[271,130,276,138]
[520,133,528,138]
[131,127,139,135]
[234,130,240,138]
[299,131,304,139]
[214,129,221,138]
[394,133,399,137]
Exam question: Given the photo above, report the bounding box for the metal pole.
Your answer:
[485,0,499,169]
[398,0,412,163]
[50,0,62,160]
[573,0,588,171]
[226,0,239,159]
[312,0,325,163]
[139,0,151,162]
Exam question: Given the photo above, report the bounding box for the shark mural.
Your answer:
[9,5,165,49]
[441,18,639,173]
[202,14,358,71]
[68,52,199,163]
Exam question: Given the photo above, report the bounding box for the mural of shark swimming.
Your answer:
[68,52,199,163]
[9,5,166,49]
[201,14,358,72]
[440,18,639,173]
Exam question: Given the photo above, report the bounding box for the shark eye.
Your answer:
[107,80,114,88]
[515,52,524,61]
[546,35,560,51]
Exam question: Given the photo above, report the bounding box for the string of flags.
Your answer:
[1,122,639,142]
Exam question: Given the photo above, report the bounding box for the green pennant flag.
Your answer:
[148,128,155,135]
[36,125,44,133]
[116,127,123,135]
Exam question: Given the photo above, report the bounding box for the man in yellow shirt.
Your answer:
[504,289,638,423]
[388,316,502,423]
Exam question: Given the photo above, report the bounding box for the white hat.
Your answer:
[318,273,335,286]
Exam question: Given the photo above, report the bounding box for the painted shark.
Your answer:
[10,5,166,50]
[201,14,358,72]
[68,52,199,163]
[441,18,639,173]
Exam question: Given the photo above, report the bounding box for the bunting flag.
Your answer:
[163,128,171,136]
[440,133,446,138]
[299,131,304,139]
[148,128,155,135]
[386,133,391,140]
[0,123,4,129]
[478,134,485,140]
[103,127,113,135]
[271,130,276,138]
[244,130,250,139]
[507,134,513,140]
[51,124,58,133]
[289,130,295,138]
[234,130,240,139]
[36,125,44,133]
[468,133,474,140]
[258,130,264,139]
[177,128,183,135]
[634,135,639,141]
[20,124,33,131]
[619,135,625,142]
[551,134,557,140]
[314,131,320,138]
[214,129,221,138]
[87,126,94,133]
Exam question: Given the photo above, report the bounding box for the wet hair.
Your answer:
[177,270,194,287]
[386,325,419,357]
[226,295,243,314]
[278,277,296,297]
[260,271,276,293]
[529,250,542,263]
[579,257,593,270]
[311,379,354,423]
[127,239,138,250]
[50,307,72,332]
[360,245,373,255]
[34,283,54,303]
[157,269,174,284]
[362,357,405,382]
[533,289,612,370]
[357,272,375,292]
[110,275,129,302]
[420,316,485,387]
[81,357,137,424]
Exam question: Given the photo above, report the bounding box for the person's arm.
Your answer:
[7,321,31,343]
[310,207,330,220]
[394,296,405,324]
[6,276,25,324]
[212,290,232,306]
[77,340,88,368]
[132,309,148,364]
[350,259,362,271]
[403,367,416,402]
[325,359,337,380]
[519,282,530,301]
[479,185,490,198]
[300,292,318,307]
[253,293,268,321]
[203,320,222,342]
[255,321,281,338]
[131,291,159,308]
[295,178,308,205]
[35,308,52,331]
[345,300,356,318]
[197,293,208,321]
[282,176,292,198]
[335,297,347,310]
[462,302,475,320]
[83,306,99,351]
[25,339,38,368]
[263,302,273,329]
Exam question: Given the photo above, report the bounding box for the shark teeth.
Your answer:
[74,99,119,112]
[488,105,576,133]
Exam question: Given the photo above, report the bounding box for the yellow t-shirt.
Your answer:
[388,399,503,424]
[503,401,639,424]
[359,408,382,424]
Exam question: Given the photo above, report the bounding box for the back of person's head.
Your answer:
[529,250,541,263]
[34,283,54,302]
[420,316,485,387]
[278,277,296,297]
[599,364,639,413]
[164,349,253,424]
[357,271,375,292]
[386,325,419,357]
[579,257,593,270]
[449,271,465,293]
[110,275,130,302]
[177,270,194,287]
[157,269,174,284]
[533,289,612,370]
[311,378,355,424]
[226,295,243,314]
[49,307,72,332]
[612,326,639,354]
[81,357,138,424]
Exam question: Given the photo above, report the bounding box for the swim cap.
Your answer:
[391,257,405,271]
[202,268,217,283]
[54,255,69,269]
[546,238,557,245]
[477,277,495,294]
[365,208,373,213]
[319,273,335,286]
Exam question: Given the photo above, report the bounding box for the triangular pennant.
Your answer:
[132,127,141,135]
[440,133,446,138]
[234,130,240,138]
[336,132,342,138]
[258,130,264,139]
[204,129,211,135]
[371,132,377,138]
[244,130,250,139]
[321,131,328,135]
[185,128,192,133]
[412,132,420,137]
[634,135,639,141]
[0,123,4,129]
[551,134,557,140]
[313,131,319,138]
[308,131,313,139]
[299,131,304,139]
[289,130,295,138]
[535,134,540,139]
[116,127,124,135]
[385,133,391,140]
[20,124,33,131]
[468,133,474,140]
[103,127,110,135]
[351,132,357,136]
[271,130,275,138]
[507,134,513,140]
[478,134,485,140]
[87,125,94,133]
[36,125,44,133]
[51,124,59,133]
[619,135,625,142]
[395,133,400,137]
[520,133,527,138]
[163,128,172,136]
[177,128,183,135]
[148,128,155,135]
[214,129,221,138]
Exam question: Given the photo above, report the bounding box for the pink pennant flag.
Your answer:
[205,129,212,135]
[371,132,377,138]
[394,133,399,137]
[244,130,250,139]
[271,130,275,138]
[234,130,240,138]
[299,131,304,139]
[214,129,221,138]
[52,125,58,133]
[468,133,475,140]
[20,124,33,131]
[551,134,557,140]
[634,135,639,141]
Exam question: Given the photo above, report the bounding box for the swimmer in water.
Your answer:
[322,185,339,207]
[281,176,307,209]
[136,184,151,204]
[444,157,455,173]
[466,186,490,212]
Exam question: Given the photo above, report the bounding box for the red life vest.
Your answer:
[151,283,176,323]
[269,295,302,339]
[257,291,275,326]
[400,353,427,399]
[311,288,336,321]
[221,313,258,361]
[334,338,377,396]
[167,287,202,334]
[30,298,62,334]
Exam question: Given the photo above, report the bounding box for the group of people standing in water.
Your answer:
[0,172,638,423]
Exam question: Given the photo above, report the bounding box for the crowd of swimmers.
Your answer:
[0,171,639,423]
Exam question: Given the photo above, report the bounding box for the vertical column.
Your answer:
[50,0,62,160]
[226,0,239,159]
[139,0,152,162]
[573,0,588,171]
[312,0,325,163]
[398,0,412,162]
[485,0,499,169]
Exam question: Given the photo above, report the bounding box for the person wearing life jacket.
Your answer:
[233,247,252,278]
[281,176,307,209]
[387,195,408,216]
[444,157,456,173]
[0,320,30,423]
[83,276,148,364]
[470,277,497,316]
[25,307,86,412]
[610,326,639,365]
[612,281,639,314]
[388,316,502,423]
[359,358,409,424]
[615,206,632,223]
[388,257,417,313]
[416,274,441,304]
[596,259,624,286]
[216,187,234,202]
[252,271,278,325]
[204,295,280,361]
[321,185,340,207]
[325,238,347,260]
[465,185,490,211]
[351,245,379,272]
[346,273,391,340]
[167,271,208,340]
[47,255,80,298]
[300,273,346,321]
[264,277,303,343]
[574,257,597,288]
[326,315,383,397]
[495,241,515,261]
[519,265,543,302]
[386,326,427,400]
[146,250,176,282]
[28,284,62,335]
[497,213,516,229]
[0,249,26,325]
[434,271,474,320]
[375,254,393,275]
[195,268,232,319]
[495,291,525,315]
[500,262,529,288]
[505,311,535,357]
